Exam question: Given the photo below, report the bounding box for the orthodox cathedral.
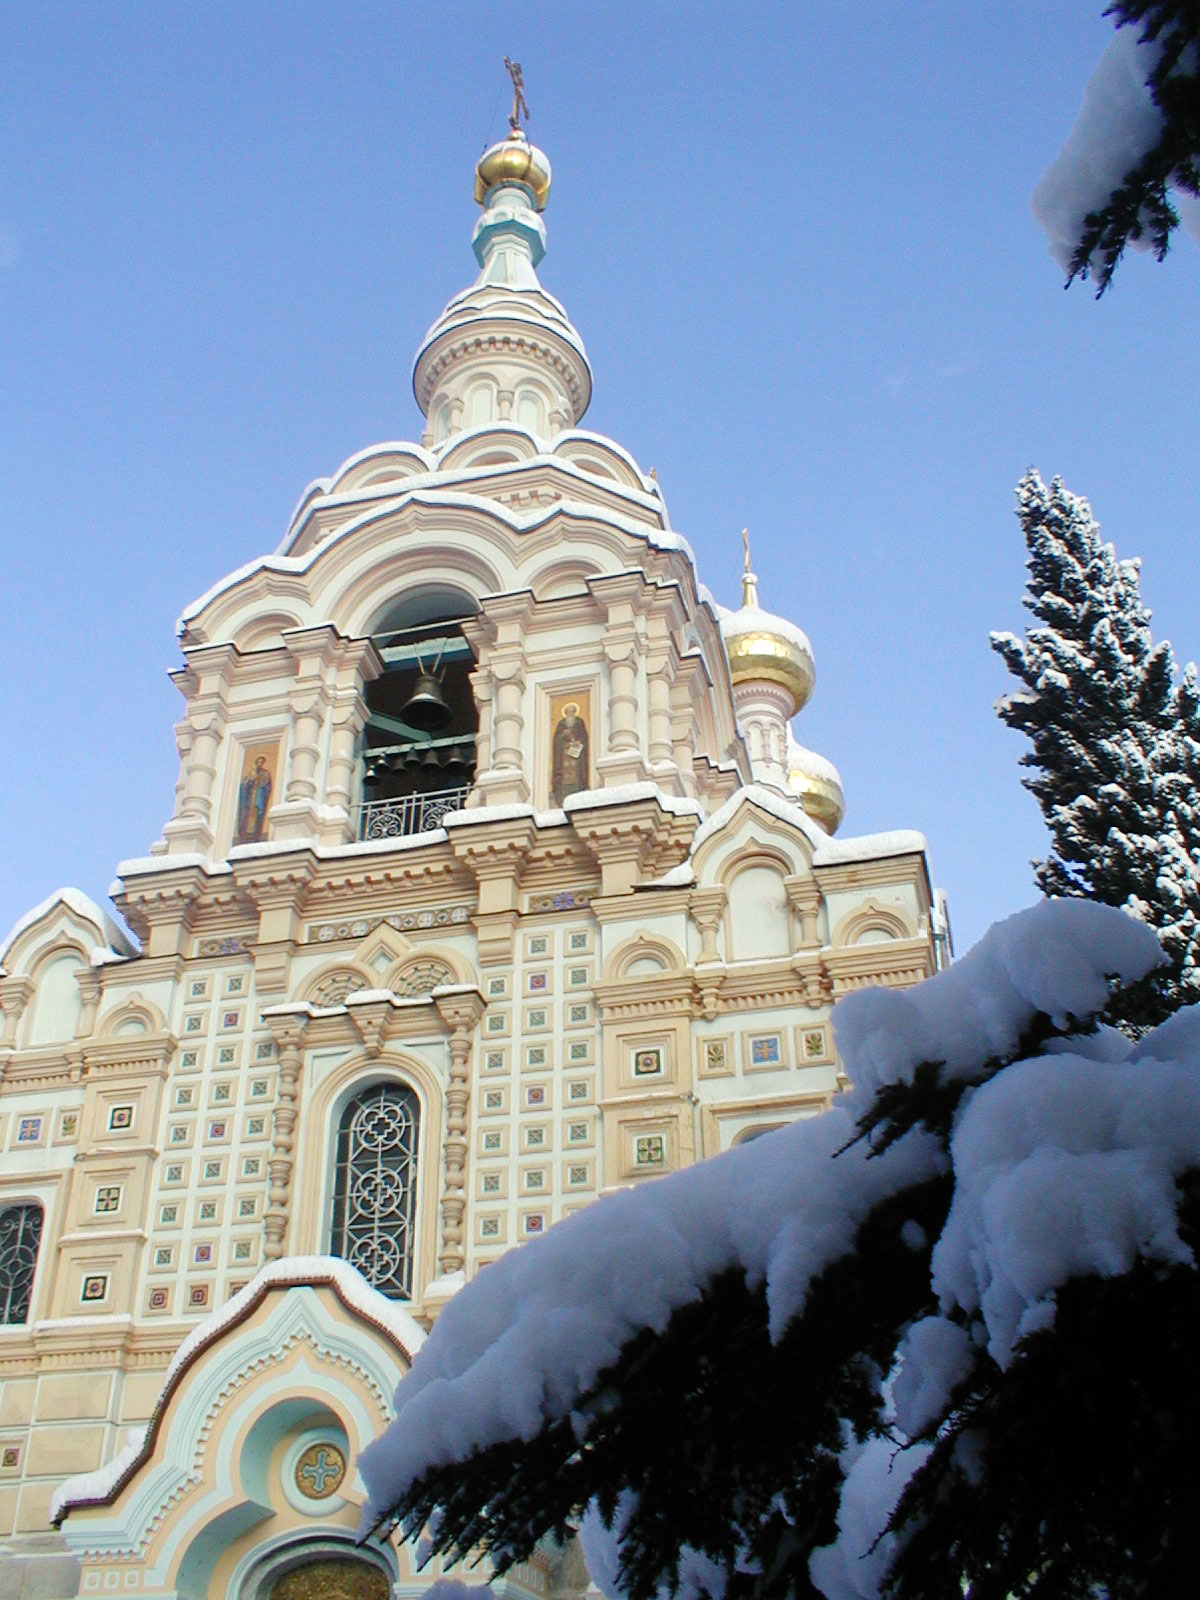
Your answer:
[0,98,948,1600]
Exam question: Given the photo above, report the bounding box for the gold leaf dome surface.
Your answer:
[474,133,552,212]
[787,736,846,834]
[721,585,815,712]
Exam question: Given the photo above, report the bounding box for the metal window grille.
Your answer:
[331,1084,418,1299]
[0,1204,42,1324]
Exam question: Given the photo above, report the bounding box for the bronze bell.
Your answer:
[402,670,451,731]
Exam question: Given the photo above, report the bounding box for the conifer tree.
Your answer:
[1066,2,1200,293]
[360,903,1200,1600]
[992,469,1200,1027]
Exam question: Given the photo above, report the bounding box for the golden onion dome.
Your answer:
[720,569,815,714]
[474,132,552,212]
[787,735,846,834]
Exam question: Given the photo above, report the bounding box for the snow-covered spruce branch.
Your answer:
[358,901,1200,1598]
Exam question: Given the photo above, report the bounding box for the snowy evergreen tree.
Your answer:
[358,902,1200,1600]
[992,469,1200,1029]
[1037,2,1200,294]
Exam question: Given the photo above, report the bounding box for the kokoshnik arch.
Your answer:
[0,97,949,1600]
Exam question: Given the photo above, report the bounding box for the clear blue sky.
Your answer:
[2,2,1197,954]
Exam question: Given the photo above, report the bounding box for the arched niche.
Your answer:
[359,583,482,839]
[725,858,792,962]
[552,433,648,490]
[532,558,603,602]
[438,426,540,475]
[605,934,685,984]
[833,901,913,948]
[99,994,167,1040]
[233,613,303,653]
[23,949,86,1046]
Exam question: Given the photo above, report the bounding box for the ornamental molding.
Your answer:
[416,327,589,410]
[305,904,473,944]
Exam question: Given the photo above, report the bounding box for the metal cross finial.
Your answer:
[742,527,752,574]
[505,57,530,134]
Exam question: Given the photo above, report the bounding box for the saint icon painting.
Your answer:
[550,694,590,807]
[234,743,279,845]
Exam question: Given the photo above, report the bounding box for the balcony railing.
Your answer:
[357,785,472,841]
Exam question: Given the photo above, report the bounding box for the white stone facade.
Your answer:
[0,129,947,1600]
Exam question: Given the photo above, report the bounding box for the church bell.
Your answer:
[402,669,451,731]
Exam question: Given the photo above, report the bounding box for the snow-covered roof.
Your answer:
[177,486,720,638]
[0,887,136,968]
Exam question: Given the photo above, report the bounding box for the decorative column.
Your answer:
[491,656,527,771]
[689,887,727,1021]
[470,593,533,806]
[433,990,484,1278]
[467,666,494,805]
[322,637,382,845]
[160,644,238,857]
[0,975,34,1049]
[785,874,828,1006]
[785,874,823,950]
[689,887,727,965]
[646,649,676,771]
[75,968,101,1038]
[263,1013,308,1261]
[591,572,651,789]
[270,626,342,843]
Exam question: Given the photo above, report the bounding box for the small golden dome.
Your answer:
[724,625,815,710]
[721,566,815,713]
[788,738,846,833]
[474,133,552,212]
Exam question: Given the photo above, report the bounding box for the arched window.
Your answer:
[0,1203,43,1324]
[360,586,480,841]
[330,1084,419,1299]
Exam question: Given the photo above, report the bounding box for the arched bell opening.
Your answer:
[360,585,480,840]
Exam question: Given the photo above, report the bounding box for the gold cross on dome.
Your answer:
[505,57,530,134]
[742,527,752,573]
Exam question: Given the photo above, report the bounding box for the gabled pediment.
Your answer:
[55,1260,422,1597]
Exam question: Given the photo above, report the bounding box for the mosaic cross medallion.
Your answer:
[295,1442,346,1499]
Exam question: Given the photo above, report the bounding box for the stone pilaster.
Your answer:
[261,1012,308,1260]
[433,988,485,1275]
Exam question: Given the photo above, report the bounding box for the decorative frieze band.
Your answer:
[305,904,474,944]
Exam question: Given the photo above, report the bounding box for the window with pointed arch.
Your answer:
[0,1203,43,1324]
[330,1083,419,1300]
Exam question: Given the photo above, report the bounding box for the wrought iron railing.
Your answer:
[357,784,472,841]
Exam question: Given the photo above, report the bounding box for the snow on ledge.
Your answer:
[812,827,928,865]
[51,1428,147,1525]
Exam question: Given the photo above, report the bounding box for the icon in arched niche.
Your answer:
[550,691,591,807]
[234,741,280,845]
